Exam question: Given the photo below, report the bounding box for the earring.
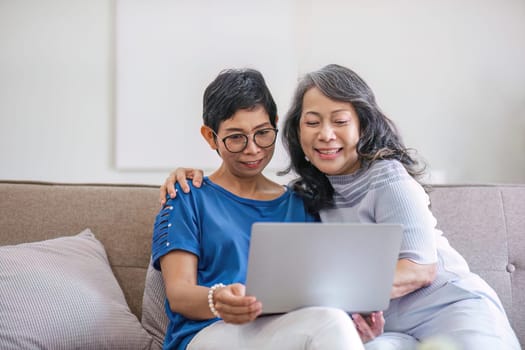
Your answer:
[304,155,310,162]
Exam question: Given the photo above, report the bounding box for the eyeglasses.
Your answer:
[213,128,278,153]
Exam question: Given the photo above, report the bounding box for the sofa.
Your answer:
[0,180,523,349]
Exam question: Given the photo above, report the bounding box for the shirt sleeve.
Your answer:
[151,185,201,270]
[372,175,438,264]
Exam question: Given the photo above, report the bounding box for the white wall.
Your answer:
[297,0,525,184]
[1,0,524,185]
[0,0,163,184]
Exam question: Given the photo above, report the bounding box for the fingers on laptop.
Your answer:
[214,284,262,324]
[352,311,384,342]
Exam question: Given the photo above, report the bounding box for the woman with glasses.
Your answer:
[152,68,384,350]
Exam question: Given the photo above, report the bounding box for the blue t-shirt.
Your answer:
[152,177,316,350]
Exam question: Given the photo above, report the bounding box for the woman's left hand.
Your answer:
[351,311,384,343]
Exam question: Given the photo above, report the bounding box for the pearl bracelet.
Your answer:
[207,283,225,318]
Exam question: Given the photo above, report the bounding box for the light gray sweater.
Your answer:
[320,159,494,301]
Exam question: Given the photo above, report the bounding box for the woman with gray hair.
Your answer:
[280,64,520,349]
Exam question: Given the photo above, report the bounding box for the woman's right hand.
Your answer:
[352,311,385,343]
[159,167,205,205]
[213,283,262,324]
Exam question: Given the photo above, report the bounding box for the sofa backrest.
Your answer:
[1,181,523,345]
[0,181,159,319]
[428,184,525,346]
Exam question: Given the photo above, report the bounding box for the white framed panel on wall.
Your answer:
[116,0,300,171]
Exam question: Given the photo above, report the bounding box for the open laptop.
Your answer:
[245,222,402,315]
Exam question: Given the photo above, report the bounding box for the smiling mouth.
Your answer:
[241,159,263,167]
[316,148,342,155]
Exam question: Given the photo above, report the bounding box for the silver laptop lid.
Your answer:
[246,222,402,315]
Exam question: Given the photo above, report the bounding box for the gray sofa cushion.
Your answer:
[429,185,525,345]
[142,261,169,350]
[0,229,152,350]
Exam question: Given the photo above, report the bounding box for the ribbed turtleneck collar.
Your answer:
[326,164,367,186]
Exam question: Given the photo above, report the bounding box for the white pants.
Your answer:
[187,307,364,350]
[365,332,418,350]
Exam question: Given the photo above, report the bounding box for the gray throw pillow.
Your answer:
[141,259,169,350]
[0,229,152,350]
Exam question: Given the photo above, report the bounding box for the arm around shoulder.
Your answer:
[159,168,205,205]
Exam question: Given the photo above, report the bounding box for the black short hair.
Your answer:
[202,68,278,132]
